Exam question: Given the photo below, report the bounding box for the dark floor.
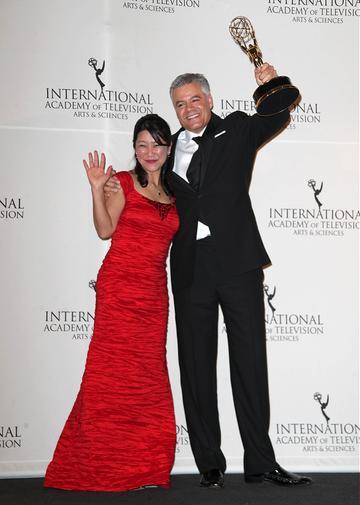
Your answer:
[0,474,359,505]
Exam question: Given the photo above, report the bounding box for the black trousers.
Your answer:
[173,237,276,475]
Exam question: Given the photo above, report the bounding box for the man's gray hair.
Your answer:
[169,73,211,98]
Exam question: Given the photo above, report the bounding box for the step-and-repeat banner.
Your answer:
[0,0,359,476]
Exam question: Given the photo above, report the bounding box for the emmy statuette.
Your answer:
[229,16,299,116]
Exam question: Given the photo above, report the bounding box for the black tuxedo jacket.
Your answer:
[166,110,290,292]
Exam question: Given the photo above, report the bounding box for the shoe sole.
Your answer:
[200,479,224,489]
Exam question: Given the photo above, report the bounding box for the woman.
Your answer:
[44,114,179,492]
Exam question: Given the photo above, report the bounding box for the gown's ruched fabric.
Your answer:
[44,171,179,492]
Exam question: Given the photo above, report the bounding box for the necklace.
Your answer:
[148,182,162,196]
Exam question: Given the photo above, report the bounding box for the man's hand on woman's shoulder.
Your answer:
[104,170,121,197]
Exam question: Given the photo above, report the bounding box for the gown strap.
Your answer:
[116,171,134,197]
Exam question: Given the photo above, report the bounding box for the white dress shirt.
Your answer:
[173,129,210,240]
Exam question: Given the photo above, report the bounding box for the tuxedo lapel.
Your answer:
[186,141,202,191]
[197,113,223,190]
[168,128,182,172]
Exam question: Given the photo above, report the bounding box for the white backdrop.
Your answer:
[0,0,359,477]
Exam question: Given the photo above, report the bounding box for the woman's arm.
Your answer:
[83,151,125,239]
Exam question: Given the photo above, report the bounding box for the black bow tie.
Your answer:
[192,136,202,145]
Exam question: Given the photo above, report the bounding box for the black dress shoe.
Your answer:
[245,465,312,486]
[200,469,224,488]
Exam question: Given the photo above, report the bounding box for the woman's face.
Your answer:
[135,129,170,174]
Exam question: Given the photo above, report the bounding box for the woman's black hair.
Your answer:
[133,114,172,192]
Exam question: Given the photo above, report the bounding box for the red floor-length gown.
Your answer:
[44,171,179,491]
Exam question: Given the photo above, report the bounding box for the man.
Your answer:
[106,65,311,488]
[165,64,311,488]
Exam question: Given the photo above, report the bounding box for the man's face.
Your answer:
[171,81,213,134]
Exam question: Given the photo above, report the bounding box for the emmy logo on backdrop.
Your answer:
[264,284,276,315]
[88,57,106,90]
[229,16,299,116]
[308,179,323,210]
[313,392,330,425]
[89,280,97,292]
